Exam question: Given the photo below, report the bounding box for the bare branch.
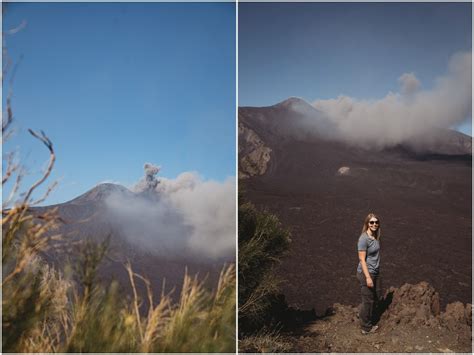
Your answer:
[3,55,23,134]
[2,168,23,208]
[22,129,55,205]
[2,97,14,135]
[2,151,18,185]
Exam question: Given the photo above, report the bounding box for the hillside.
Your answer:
[239,97,471,316]
[30,183,231,302]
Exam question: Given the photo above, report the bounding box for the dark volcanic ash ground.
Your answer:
[239,98,472,316]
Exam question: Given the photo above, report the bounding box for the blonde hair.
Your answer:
[361,213,381,240]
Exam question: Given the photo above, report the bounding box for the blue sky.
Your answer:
[239,2,472,135]
[3,2,236,205]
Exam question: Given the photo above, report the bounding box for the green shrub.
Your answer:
[238,194,291,335]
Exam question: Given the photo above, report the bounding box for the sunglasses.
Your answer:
[369,220,379,225]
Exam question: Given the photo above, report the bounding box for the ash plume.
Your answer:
[310,51,472,149]
[104,165,235,260]
[134,163,161,192]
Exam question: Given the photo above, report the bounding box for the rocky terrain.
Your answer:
[240,282,472,353]
[282,282,472,353]
[238,98,471,332]
[238,121,272,179]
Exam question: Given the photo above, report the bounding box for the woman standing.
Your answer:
[357,213,382,335]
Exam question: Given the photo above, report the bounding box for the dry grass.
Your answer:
[2,206,236,353]
[239,327,292,353]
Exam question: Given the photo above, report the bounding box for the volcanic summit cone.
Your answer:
[30,182,230,302]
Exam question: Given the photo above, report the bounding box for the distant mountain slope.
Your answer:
[239,97,471,315]
[30,183,231,302]
[68,183,134,205]
[240,97,471,159]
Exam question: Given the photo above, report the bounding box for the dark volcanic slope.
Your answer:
[239,98,472,315]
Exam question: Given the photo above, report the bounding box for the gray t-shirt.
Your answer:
[357,232,380,275]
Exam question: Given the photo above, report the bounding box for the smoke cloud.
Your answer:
[398,72,421,97]
[134,163,161,192]
[105,165,235,260]
[311,51,472,149]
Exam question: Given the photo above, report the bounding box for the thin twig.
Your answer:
[22,129,55,205]
[2,97,14,134]
[32,181,59,206]
[3,169,23,208]
[2,152,17,184]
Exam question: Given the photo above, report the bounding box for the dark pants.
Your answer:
[357,271,382,331]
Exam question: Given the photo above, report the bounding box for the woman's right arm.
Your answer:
[358,251,374,288]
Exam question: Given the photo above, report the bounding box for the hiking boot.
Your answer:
[361,325,379,335]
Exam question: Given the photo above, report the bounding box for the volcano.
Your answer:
[239,97,471,315]
[31,183,232,301]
